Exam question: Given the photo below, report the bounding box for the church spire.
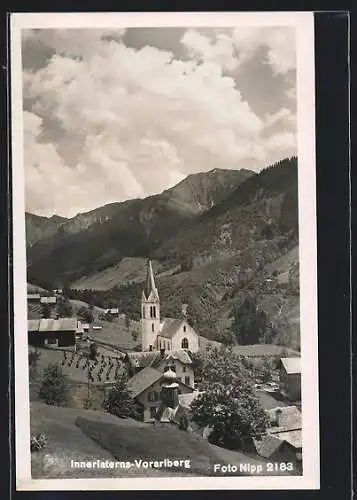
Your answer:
[144,259,158,300]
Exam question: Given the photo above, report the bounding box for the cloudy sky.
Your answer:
[22,26,297,217]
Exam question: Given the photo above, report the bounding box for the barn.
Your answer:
[28,318,80,348]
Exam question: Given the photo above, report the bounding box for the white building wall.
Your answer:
[170,322,200,353]
[141,295,160,351]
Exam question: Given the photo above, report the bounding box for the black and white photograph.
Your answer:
[11,12,319,491]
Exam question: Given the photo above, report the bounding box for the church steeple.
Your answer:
[143,259,159,301]
[141,259,160,351]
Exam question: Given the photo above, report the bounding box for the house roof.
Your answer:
[28,318,78,332]
[267,405,302,431]
[163,350,192,365]
[126,349,193,370]
[40,296,57,304]
[256,391,287,411]
[280,357,301,374]
[159,318,185,339]
[255,434,284,458]
[27,294,40,300]
[272,429,302,449]
[126,367,163,398]
[28,319,41,331]
[178,391,204,409]
[127,351,162,369]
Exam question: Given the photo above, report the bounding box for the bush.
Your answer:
[78,306,94,324]
[38,363,69,406]
[103,375,140,419]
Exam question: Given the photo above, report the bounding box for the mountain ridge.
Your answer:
[26,158,300,349]
[26,167,254,285]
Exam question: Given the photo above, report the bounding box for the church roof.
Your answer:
[143,259,159,300]
[159,318,186,339]
[126,366,162,398]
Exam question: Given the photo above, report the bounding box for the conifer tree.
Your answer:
[38,363,69,406]
[103,375,139,419]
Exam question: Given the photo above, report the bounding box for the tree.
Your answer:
[103,375,140,419]
[78,306,93,324]
[221,328,236,347]
[57,297,73,317]
[125,315,131,330]
[41,303,52,319]
[38,363,69,406]
[89,342,98,361]
[191,381,269,449]
[29,350,41,380]
[231,297,272,345]
[191,346,254,388]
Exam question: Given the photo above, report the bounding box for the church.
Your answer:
[141,260,200,353]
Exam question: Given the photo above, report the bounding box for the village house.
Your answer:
[40,296,57,305]
[105,308,119,318]
[27,293,41,302]
[254,405,302,472]
[279,357,301,401]
[126,349,195,388]
[141,260,200,353]
[28,318,82,348]
[125,366,194,422]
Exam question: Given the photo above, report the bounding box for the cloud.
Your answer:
[22,28,127,58]
[265,107,296,128]
[181,29,238,71]
[181,27,296,76]
[232,26,296,75]
[22,28,297,217]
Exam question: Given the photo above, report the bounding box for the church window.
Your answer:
[183,366,186,373]
[181,338,189,349]
[148,391,158,402]
[185,376,190,386]
[152,323,155,332]
[150,306,156,319]
[149,345,153,351]
[183,325,186,332]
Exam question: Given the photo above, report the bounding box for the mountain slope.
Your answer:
[26,213,68,246]
[66,157,300,348]
[26,168,253,288]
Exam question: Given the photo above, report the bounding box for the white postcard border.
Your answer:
[11,11,319,491]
